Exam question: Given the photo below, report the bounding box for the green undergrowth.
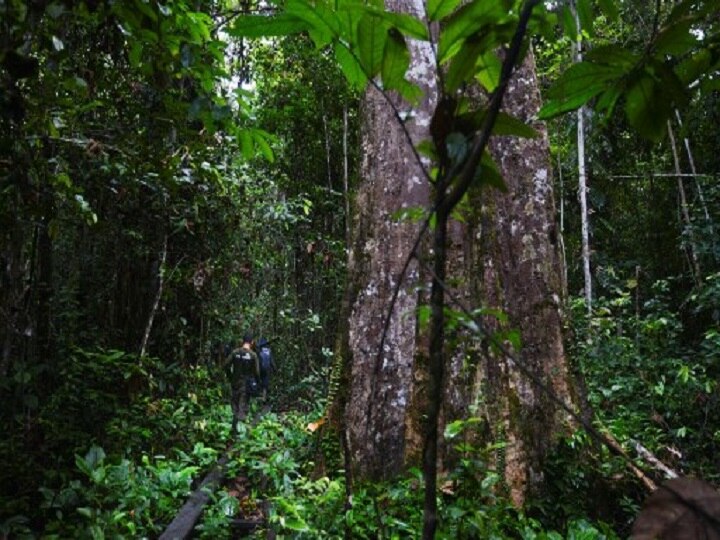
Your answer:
[0,347,233,538]
[537,274,720,535]
[200,410,618,539]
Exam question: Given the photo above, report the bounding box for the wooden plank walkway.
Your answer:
[158,454,230,540]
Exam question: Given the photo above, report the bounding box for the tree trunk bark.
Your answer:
[340,5,579,507]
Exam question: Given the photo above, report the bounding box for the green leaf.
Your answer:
[382,28,410,90]
[228,14,307,37]
[584,45,639,71]
[594,86,622,117]
[427,0,463,21]
[286,1,341,48]
[596,0,619,21]
[335,45,367,89]
[560,6,577,41]
[576,0,594,37]
[239,130,254,159]
[416,139,438,161]
[653,20,698,56]
[438,0,506,63]
[77,507,93,518]
[492,112,538,138]
[624,75,668,141]
[417,305,431,329]
[676,48,712,85]
[474,151,506,192]
[365,8,428,40]
[444,419,465,439]
[357,13,388,78]
[475,50,502,92]
[539,61,620,118]
[245,129,275,162]
[654,60,690,109]
[85,445,106,469]
[445,38,484,92]
[134,0,158,22]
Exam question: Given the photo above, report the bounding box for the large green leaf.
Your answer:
[364,7,428,40]
[475,49,501,92]
[576,0,594,37]
[585,45,639,71]
[653,20,699,56]
[357,13,388,78]
[475,150,506,192]
[382,28,410,90]
[492,112,538,138]
[228,14,307,37]
[594,85,622,117]
[676,48,712,85]
[539,61,620,118]
[560,6,577,41]
[445,37,484,92]
[624,75,668,141]
[335,44,367,89]
[427,0,463,21]
[457,109,538,139]
[286,1,341,48]
[437,0,506,62]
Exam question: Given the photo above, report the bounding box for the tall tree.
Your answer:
[337,0,579,510]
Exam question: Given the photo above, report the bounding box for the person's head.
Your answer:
[258,337,268,348]
[242,333,253,345]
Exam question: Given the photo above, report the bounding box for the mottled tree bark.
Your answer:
[342,21,436,477]
[340,7,579,505]
[464,52,576,505]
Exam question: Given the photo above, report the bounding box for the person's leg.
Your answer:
[239,378,250,420]
[230,385,241,433]
[260,372,269,400]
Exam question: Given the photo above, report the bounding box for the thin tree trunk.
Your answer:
[322,109,333,189]
[667,120,701,286]
[674,109,716,261]
[36,213,54,367]
[140,235,168,358]
[572,0,592,314]
[343,106,351,244]
[557,154,568,296]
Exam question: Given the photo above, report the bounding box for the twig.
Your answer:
[630,439,680,480]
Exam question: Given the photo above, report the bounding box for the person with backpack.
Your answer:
[257,337,274,401]
[224,333,260,433]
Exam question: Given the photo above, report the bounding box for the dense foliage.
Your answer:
[2,0,719,537]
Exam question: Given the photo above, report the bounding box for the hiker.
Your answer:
[224,334,260,432]
[257,337,274,400]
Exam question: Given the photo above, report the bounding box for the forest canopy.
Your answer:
[1,0,719,537]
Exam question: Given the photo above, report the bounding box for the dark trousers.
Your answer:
[230,381,250,432]
[259,370,270,398]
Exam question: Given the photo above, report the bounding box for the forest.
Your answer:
[1,0,719,538]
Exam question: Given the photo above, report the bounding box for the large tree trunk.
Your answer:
[465,52,576,505]
[342,11,436,477]
[340,8,579,506]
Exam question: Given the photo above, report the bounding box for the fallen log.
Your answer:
[159,454,230,540]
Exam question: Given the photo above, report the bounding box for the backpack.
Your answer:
[259,346,272,375]
[232,349,256,382]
